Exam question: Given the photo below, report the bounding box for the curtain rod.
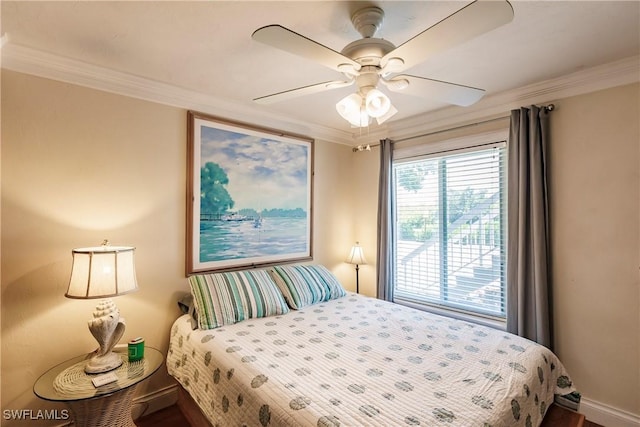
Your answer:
[352,104,555,152]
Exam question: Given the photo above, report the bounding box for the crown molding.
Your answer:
[0,42,357,145]
[2,41,638,146]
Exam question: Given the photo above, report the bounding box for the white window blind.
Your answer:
[393,143,506,319]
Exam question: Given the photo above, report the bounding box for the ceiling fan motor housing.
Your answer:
[341,38,396,67]
[355,66,381,94]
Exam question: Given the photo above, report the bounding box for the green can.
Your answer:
[128,337,145,362]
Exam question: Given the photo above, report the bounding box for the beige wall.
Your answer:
[0,70,355,424]
[350,83,640,418]
[347,148,380,297]
[549,83,639,415]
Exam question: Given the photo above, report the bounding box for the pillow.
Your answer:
[189,269,289,330]
[268,264,346,309]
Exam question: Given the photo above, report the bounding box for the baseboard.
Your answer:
[580,397,640,427]
[131,384,180,420]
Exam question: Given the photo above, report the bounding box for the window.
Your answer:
[393,139,506,320]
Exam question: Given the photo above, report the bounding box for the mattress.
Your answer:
[167,293,575,426]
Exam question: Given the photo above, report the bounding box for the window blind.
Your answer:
[393,144,506,319]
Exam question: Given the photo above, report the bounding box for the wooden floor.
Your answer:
[136,404,190,427]
[540,404,603,427]
[136,403,605,427]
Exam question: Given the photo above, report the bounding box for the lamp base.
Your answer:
[85,351,123,374]
[85,299,126,374]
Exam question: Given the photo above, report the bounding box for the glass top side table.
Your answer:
[34,347,163,427]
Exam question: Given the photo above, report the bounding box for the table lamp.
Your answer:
[66,240,138,374]
[346,241,367,294]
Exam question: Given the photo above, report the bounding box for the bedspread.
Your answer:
[167,294,574,426]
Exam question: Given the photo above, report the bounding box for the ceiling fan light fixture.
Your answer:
[337,93,367,127]
[354,110,371,128]
[345,108,371,128]
[338,89,395,127]
[364,88,391,118]
[376,104,398,125]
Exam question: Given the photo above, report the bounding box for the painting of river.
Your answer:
[200,217,308,262]
[187,112,313,273]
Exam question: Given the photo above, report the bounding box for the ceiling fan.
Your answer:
[252,1,514,127]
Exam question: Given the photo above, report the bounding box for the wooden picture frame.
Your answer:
[186,111,313,275]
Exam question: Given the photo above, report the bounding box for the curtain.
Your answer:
[506,105,552,348]
[376,138,394,301]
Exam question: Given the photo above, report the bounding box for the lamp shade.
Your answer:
[365,88,391,118]
[346,242,367,265]
[66,244,138,299]
[336,93,368,127]
[376,104,398,125]
[337,90,397,128]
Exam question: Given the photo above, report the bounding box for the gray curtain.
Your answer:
[506,105,552,348]
[376,138,394,301]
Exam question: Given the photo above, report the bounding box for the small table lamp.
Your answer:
[66,240,138,374]
[346,241,367,294]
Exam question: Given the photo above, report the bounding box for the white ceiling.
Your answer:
[2,1,639,143]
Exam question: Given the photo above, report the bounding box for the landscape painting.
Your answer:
[186,111,313,274]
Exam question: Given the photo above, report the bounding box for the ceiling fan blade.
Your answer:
[381,0,514,72]
[253,79,354,105]
[252,25,361,74]
[385,75,485,106]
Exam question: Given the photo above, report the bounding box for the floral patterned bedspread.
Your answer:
[167,294,574,427]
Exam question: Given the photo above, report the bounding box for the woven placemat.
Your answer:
[53,354,147,398]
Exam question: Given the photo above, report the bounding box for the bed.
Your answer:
[167,265,576,427]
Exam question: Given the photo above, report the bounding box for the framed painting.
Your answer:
[186,111,313,274]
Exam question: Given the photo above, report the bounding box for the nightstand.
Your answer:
[34,347,163,427]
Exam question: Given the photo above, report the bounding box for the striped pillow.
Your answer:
[269,265,346,309]
[189,270,289,330]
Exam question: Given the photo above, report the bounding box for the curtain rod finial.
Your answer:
[353,144,372,152]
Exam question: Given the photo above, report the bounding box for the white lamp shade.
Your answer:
[336,93,366,127]
[365,88,391,118]
[66,245,138,299]
[346,242,367,265]
[337,89,397,127]
[376,104,398,125]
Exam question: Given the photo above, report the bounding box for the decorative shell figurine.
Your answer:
[85,299,126,373]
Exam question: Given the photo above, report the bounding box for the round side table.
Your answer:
[34,347,163,427]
